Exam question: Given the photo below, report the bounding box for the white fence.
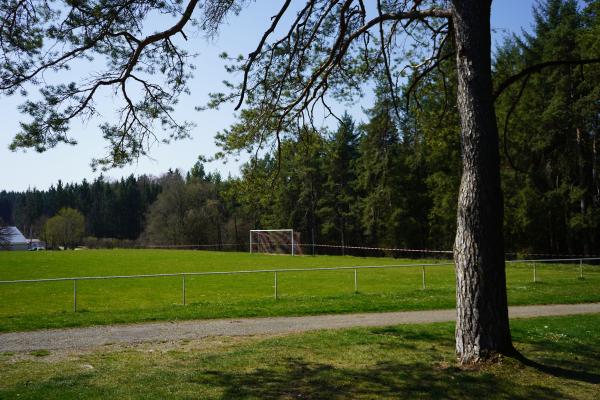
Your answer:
[0,258,598,312]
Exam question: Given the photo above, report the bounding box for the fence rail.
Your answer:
[1,258,598,312]
[0,261,458,284]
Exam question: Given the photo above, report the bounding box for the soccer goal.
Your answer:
[249,229,302,255]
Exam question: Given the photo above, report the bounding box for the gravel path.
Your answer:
[1,303,599,353]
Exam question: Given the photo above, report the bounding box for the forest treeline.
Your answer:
[1,0,598,255]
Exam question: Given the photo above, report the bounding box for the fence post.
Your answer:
[422,266,426,290]
[354,268,358,293]
[274,271,278,299]
[73,279,77,312]
[533,263,537,283]
[182,274,186,305]
[579,259,584,280]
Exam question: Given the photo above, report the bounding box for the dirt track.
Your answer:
[1,303,599,353]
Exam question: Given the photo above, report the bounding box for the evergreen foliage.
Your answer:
[0,175,161,241]
[0,0,598,255]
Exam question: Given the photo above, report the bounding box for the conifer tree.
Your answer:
[318,113,361,250]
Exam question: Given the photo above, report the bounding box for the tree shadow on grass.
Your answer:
[509,324,600,385]
[193,357,572,400]
[1,355,589,400]
[510,351,600,385]
[192,323,600,399]
[3,321,599,399]
[0,371,100,400]
[369,326,456,352]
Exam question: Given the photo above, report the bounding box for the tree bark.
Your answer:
[451,0,514,364]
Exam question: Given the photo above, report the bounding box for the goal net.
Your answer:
[249,229,302,255]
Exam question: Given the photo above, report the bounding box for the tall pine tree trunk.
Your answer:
[451,0,514,363]
[576,128,589,254]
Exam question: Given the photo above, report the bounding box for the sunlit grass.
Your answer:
[0,250,598,332]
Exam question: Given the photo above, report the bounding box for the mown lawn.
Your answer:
[0,250,598,332]
[1,314,598,399]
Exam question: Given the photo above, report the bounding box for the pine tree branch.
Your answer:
[493,58,600,101]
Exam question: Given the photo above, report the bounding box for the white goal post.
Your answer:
[249,229,301,256]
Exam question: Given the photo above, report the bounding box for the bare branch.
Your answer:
[234,0,292,110]
[493,58,600,101]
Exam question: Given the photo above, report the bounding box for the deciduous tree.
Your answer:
[44,207,85,249]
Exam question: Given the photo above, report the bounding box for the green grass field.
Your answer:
[1,314,598,399]
[0,249,599,332]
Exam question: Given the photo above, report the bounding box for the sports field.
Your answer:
[0,250,598,332]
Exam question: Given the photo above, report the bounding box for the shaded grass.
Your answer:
[29,349,50,357]
[0,250,598,332]
[0,314,599,399]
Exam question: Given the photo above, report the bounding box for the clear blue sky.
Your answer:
[0,0,539,191]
